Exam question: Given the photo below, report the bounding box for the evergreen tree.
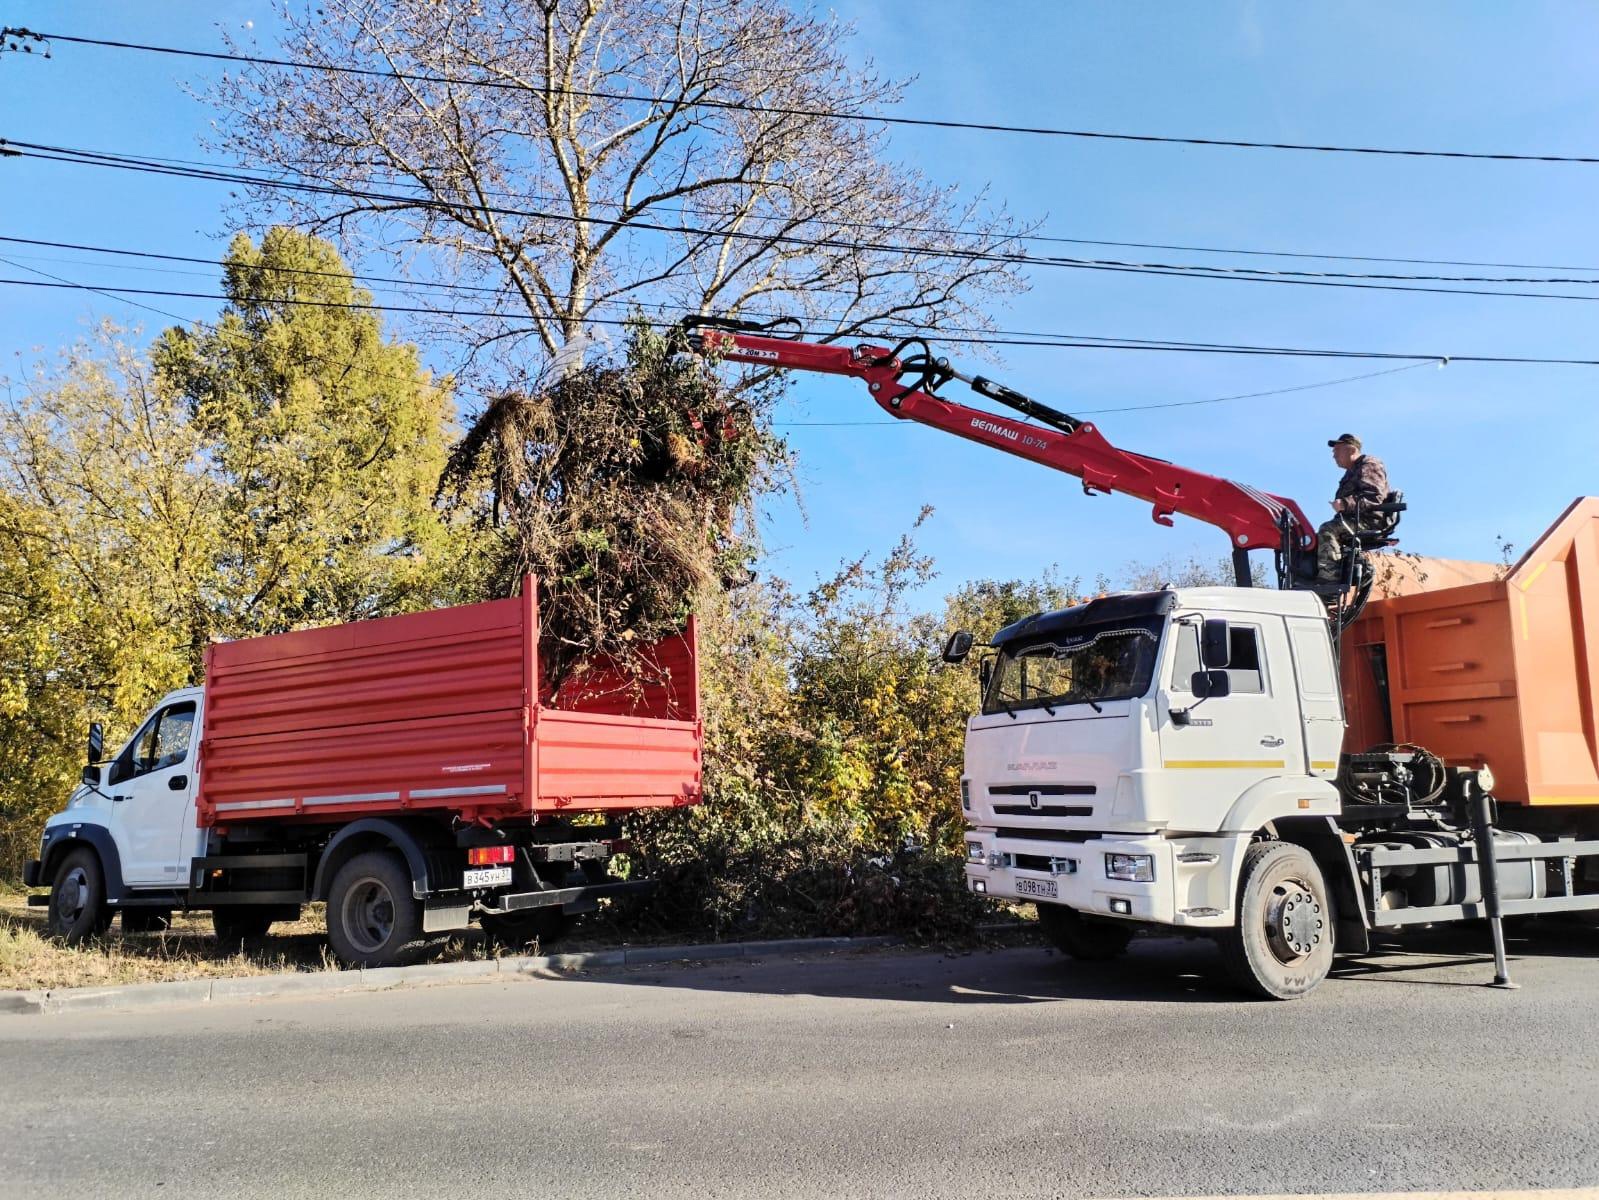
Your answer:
[154,228,469,636]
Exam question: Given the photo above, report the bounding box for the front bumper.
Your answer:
[962,830,1239,928]
[23,859,42,889]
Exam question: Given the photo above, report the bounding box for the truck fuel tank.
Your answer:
[1366,828,1548,909]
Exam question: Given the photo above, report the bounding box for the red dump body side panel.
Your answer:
[198,587,701,827]
[1342,498,1599,807]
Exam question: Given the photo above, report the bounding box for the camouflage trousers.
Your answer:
[1315,516,1361,581]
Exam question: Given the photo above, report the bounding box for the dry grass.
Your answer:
[0,894,639,992]
[0,896,343,990]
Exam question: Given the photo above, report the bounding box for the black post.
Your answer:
[1231,547,1252,588]
[1469,781,1518,989]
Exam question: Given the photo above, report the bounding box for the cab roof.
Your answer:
[990,586,1326,648]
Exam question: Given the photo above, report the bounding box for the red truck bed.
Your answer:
[198,585,701,827]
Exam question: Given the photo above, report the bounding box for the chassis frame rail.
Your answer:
[1359,838,1599,928]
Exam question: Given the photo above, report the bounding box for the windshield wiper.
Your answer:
[1085,698,1103,713]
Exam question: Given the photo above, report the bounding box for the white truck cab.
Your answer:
[958,587,1352,996]
[34,687,211,935]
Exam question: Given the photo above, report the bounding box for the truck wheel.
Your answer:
[326,850,423,968]
[122,908,172,934]
[1220,841,1335,1000]
[481,908,569,950]
[212,908,276,948]
[1037,903,1134,961]
[47,848,111,944]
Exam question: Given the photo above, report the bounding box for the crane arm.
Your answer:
[686,322,1316,567]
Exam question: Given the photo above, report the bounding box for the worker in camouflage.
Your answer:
[1316,433,1390,582]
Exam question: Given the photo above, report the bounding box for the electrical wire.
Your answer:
[772,362,1433,426]
[5,254,1443,434]
[12,142,1599,305]
[11,273,1599,367]
[16,141,1599,275]
[13,28,1599,165]
[13,231,1599,291]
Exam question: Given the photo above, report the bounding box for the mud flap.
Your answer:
[422,903,472,933]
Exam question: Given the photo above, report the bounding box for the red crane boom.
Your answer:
[686,320,1316,583]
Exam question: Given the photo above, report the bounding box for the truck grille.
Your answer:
[988,784,1095,796]
[994,828,1098,843]
[992,804,1092,818]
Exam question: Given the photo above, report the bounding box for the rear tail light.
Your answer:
[467,846,515,866]
[607,839,634,856]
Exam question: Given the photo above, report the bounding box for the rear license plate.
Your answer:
[1015,877,1058,899]
[463,866,513,889]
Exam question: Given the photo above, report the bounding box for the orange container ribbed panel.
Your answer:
[1342,498,1599,807]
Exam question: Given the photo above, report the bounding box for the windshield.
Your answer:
[983,619,1163,715]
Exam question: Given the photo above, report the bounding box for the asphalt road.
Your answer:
[3,924,1598,1199]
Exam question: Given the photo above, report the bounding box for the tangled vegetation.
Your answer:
[438,326,788,691]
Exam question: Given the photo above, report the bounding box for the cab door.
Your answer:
[1159,615,1305,808]
[105,697,200,886]
[1287,617,1344,780]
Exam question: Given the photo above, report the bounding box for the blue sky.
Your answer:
[3,3,1596,613]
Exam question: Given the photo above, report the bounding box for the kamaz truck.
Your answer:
[688,318,1599,997]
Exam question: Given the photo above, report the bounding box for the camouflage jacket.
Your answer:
[1335,454,1389,520]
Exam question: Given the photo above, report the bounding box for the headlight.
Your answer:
[966,841,985,863]
[1477,763,1496,793]
[960,779,971,811]
[1105,853,1155,883]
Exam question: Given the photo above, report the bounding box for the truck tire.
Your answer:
[46,848,111,944]
[121,908,172,934]
[326,850,423,968]
[1220,841,1335,1000]
[212,908,277,948]
[481,908,569,950]
[1037,903,1134,961]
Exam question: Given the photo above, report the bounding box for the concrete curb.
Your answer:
[0,933,900,1017]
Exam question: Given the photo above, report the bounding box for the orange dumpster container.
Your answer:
[1341,497,1599,806]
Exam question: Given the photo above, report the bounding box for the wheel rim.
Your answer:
[341,876,395,955]
[1264,876,1325,964]
[55,866,89,925]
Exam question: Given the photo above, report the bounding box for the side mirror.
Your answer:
[81,763,100,786]
[87,721,104,764]
[1191,669,1232,700]
[1200,618,1232,669]
[978,656,994,695]
[941,630,975,664]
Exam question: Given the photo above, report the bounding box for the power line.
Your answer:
[13,272,1599,367]
[18,235,1599,362]
[775,361,1434,426]
[14,231,1599,293]
[12,27,1599,166]
[0,254,192,323]
[1,256,1444,427]
[12,142,1599,305]
[23,141,1599,275]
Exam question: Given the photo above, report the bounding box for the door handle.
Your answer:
[168,775,188,791]
[112,794,129,802]
[1260,736,1285,748]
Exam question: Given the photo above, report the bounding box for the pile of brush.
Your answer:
[439,325,785,692]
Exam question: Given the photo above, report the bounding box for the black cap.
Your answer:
[1327,432,1362,450]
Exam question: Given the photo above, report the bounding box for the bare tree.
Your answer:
[207,0,1030,385]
